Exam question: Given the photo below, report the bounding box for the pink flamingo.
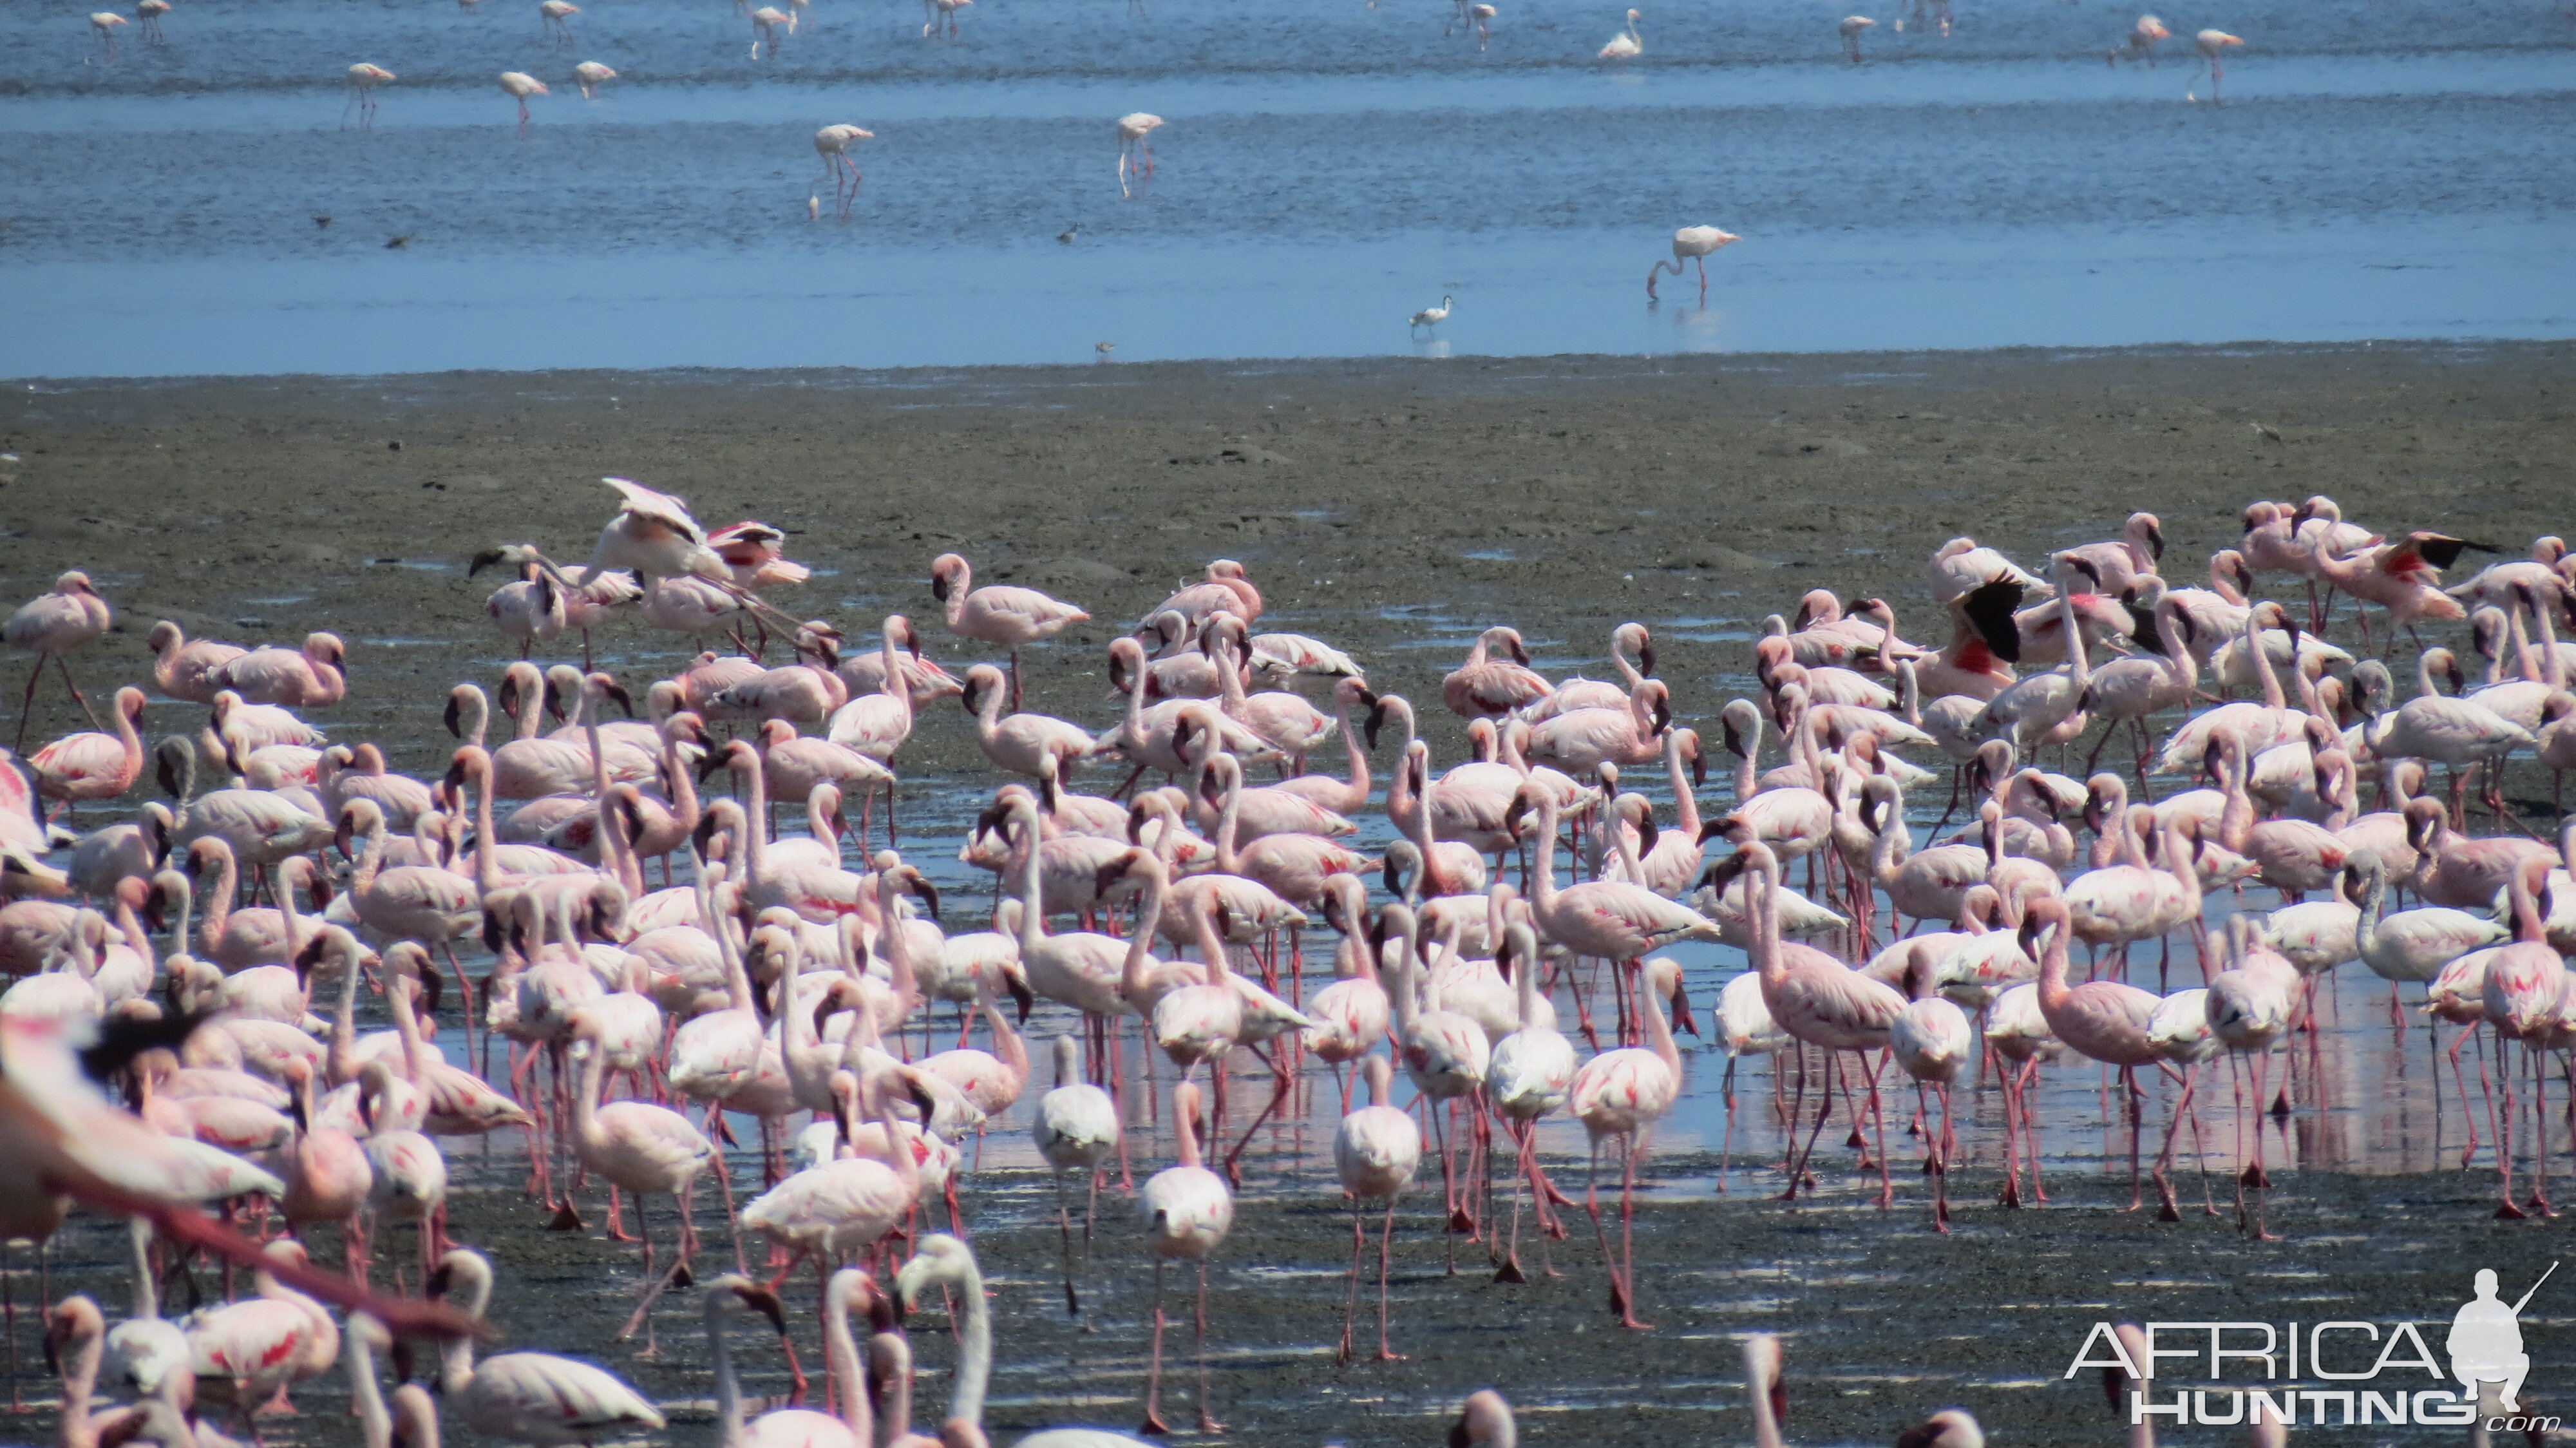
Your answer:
[1139,1080,1232,1434]
[5,571,113,749]
[1033,1034,1119,1321]
[344,63,395,127]
[540,0,578,43]
[1598,6,1641,60]
[2023,893,2164,1208]
[1839,14,1875,59]
[1485,919,1575,1281]
[280,1058,375,1279]
[1332,1056,1421,1362]
[2306,528,2481,648]
[498,71,548,131]
[1735,841,1904,1205]
[1116,113,1162,191]
[2112,13,2168,64]
[1147,558,1262,627]
[750,5,794,56]
[826,614,923,768]
[2191,28,2242,100]
[961,663,1096,781]
[89,12,126,55]
[704,1272,871,1448]
[1442,625,1554,720]
[2481,856,2562,1219]
[29,685,144,822]
[144,620,243,705]
[1302,876,1394,1112]
[427,1248,668,1442]
[179,1239,340,1427]
[1644,226,1739,300]
[207,633,346,709]
[1566,953,1687,1329]
[2203,919,2302,1236]
[931,553,1088,708]
[574,61,616,98]
[133,0,166,39]
[565,1015,715,1349]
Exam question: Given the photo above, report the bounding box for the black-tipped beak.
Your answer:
[1008,975,1035,1025]
[1637,637,1658,678]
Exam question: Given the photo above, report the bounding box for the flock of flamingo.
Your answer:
[1,472,2570,1447]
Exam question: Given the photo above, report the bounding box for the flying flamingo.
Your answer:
[2191,28,2241,100]
[344,64,395,127]
[573,61,616,98]
[931,553,1088,707]
[813,124,875,218]
[6,571,112,749]
[1598,7,1641,61]
[1139,1080,1231,1434]
[1332,1056,1421,1363]
[426,1248,669,1444]
[1116,113,1164,193]
[750,6,794,57]
[1840,14,1875,60]
[1644,225,1740,300]
[90,12,126,55]
[499,71,549,131]
[540,0,577,43]
[1033,1034,1119,1324]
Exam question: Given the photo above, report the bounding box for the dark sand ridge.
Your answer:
[1,341,2571,1445]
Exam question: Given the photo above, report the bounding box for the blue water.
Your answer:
[1,0,2570,375]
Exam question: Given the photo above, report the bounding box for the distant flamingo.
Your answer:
[6,571,112,749]
[1467,3,1495,47]
[30,686,146,821]
[814,124,875,218]
[499,71,548,131]
[1840,14,1875,60]
[1644,225,1740,300]
[90,12,126,55]
[574,61,616,98]
[2191,28,2241,101]
[1332,1056,1421,1363]
[207,631,346,709]
[932,553,1088,707]
[1139,1080,1231,1434]
[2024,894,2164,1208]
[540,0,577,44]
[1598,7,1641,61]
[1117,113,1164,193]
[750,6,794,57]
[344,64,396,127]
[2112,13,2168,64]
[923,0,968,36]
[135,0,167,39]
[1033,1034,1118,1323]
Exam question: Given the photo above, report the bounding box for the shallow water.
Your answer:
[3,0,2570,374]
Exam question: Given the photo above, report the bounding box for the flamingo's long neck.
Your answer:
[704,1292,747,1440]
[1009,803,1047,955]
[1119,862,1166,1002]
[820,1281,874,1443]
[471,754,504,895]
[2248,605,2286,712]
[1666,732,1701,837]
[1526,794,1560,916]
[1211,763,1242,876]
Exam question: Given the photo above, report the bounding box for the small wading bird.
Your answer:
[1645,225,1741,300]
[1409,295,1453,332]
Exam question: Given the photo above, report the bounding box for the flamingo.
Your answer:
[1139,1080,1231,1434]
[932,553,1088,708]
[750,5,795,56]
[2481,856,2562,1219]
[2114,13,2169,63]
[1598,6,1641,61]
[2202,919,2302,1235]
[1116,113,1164,193]
[1566,951,1687,1329]
[923,0,968,36]
[6,571,112,750]
[573,61,616,97]
[180,1238,339,1428]
[1331,1056,1421,1362]
[207,633,346,709]
[1033,1034,1118,1322]
[540,0,578,43]
[427,1248,668,1444]
[90,12,126,55]
[1644,225,1739,300]
[704,1272,873,1448]
[2191,28,2242,101]
[1435,627,1548,721]
[2023,894,2164,1208]
[344,63,395,126]
[134,0,166,39]
[565,1016,714,1348]
[1484,919,1574,1281]
[813,124,875,218]
[1840,14,1875,59]
[29,685,146,821]
[499,71,548,131]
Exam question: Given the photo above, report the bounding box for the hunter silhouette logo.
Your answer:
[2449,1262,2552,1415]
[2069,1261,2560,1432]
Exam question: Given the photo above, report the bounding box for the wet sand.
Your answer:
[5,340,2575,1443]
